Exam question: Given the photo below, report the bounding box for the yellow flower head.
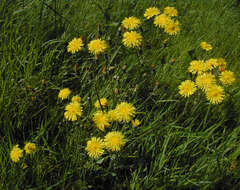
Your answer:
[10,145,23,162]
[24,142,36,154]
[95,98,108,108]
[88,39,107,55]
[67,37,84,54]
[164,6,178,17]
[200,42,212,51]
[122,16,141,30]
[188,60,205,74]
[104,131,126,152]
[93,111,110,131]
[144,7,160,19]
[205,58,218,70]
[196,73,216,91]
[154,14,171,28]
[217,58,227,67]
[122,31,142,48]
[64,102,82,121]
[164,20,180,35]
[131,119,141,127]
[107,109,120,122]
[220,71,236,85]
[71,96,81,103]
[58,88,71,100]
[205,85,224,104]
[179,80,197,98]
[85,137,105,158]
[115,102,136,123]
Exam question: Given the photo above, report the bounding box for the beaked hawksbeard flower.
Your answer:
[200,42,212,51]
[220,71,236,85]
[67,37,84,54]
[95,98,108,108]
[71,96,81,103]
[205,58,218,70]
[64,102,82,121]
[10,145,23,162]
[196,73,216,91]
[154,14,171,28]
[24,142,36,154]
[131,119,141,127]
[179,80,197,98]
[217,58,227,67]
[205,85,224,104]
[122,16,141,30]
[58,88,71,100]
[85,137,105,158]
[115,102,136,123]
[104,131,126,152]
[188,60,205,74]
[144,7,160,19]
[164,20,180,35]
[88,39,107,55]
[122,31,142,48]
[107,109,120,122]
[164,6,178,17]
[93,111,110,131]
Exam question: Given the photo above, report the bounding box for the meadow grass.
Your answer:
[0,0,240,189]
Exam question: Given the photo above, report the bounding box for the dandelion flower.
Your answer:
[58,88,71,100]
[115,102,136,123]
[131,119,141,127]
[205,85,224,104]
[122,16,141,30]
[85,137,105,158]
[144,7,160,19]
[164,7,178,17]
[64,102,82,121]
[95,98,108,108]
[220,71,236,85]
[67,37,84,54]
[188,60,205,74]
[104,131,126,152]
[196,73,216,91]
[10,145,23,162]
[179,80,197,98]
[93,111,110,131]
[164,20,180,35]
[154,14,171,28]
[200,42,212,51]
[122,31,142,48]
[24,143,36,154]
[88,39,107,55]
[71,96,81,103]
[107,109,120,122]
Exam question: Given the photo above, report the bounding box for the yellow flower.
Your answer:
[85,137,105,158]
[200,42,212,51]
[164,6,178,17]
[115,102,136,123]
[144,7,160,19]
[122,31,142,48]
[196,73,216,91]
[122,16,141,30]
[71,96,81,103]
[10,145,23,162]
[93,111,110,131]
[154,14,171,28]
[107,109,120,122]
[179,80,197,98]
[104,131,126,152]
[95,98,108,108]
[131,119,141,127]
[205,85,224,104]
[64,102,82,121]
[67,38,84,54]
[24,142,36,154]
[58,88,71,100]
[205,58,218,70]
[164,20,180,35]
[88,39,107,55]
[188,60,205,74]
[220,71,236,85]
[217,58,227,67]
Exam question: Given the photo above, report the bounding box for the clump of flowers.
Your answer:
[88,39,108,55]
[200,42,212,51]
[24,142,36,154]
[10,145,23,162]
[58,88,71,100]
[104,131,126,152]
[122,16,141,30]
[144,7,160,19]
[95,98,108,108]
[67,37,84,54]
[64,102,83,121]
[122,31,142,48]
[85,137,105,158]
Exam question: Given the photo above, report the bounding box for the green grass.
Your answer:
[1,0,240,189]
